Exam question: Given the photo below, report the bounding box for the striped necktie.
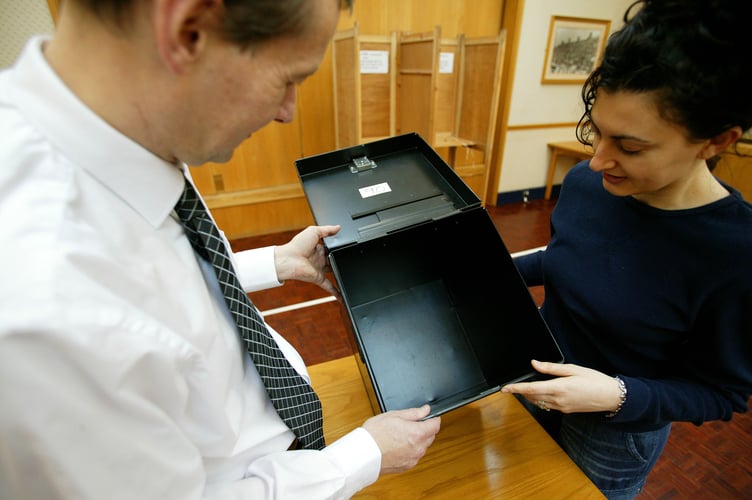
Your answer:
[174,179,325,450]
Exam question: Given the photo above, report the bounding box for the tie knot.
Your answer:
[174,179,214,260]
[175,180,205,226]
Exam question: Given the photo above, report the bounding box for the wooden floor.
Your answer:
[232,198,752,499]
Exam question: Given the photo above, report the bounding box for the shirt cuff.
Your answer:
[232,246,284,292]
[323,427,381,497]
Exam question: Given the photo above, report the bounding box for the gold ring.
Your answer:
[537,400,551,412]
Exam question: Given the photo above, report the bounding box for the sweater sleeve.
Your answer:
[513,250,545,287]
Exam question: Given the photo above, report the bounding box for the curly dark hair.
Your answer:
[576,0,752,163]
[71,0,353,49]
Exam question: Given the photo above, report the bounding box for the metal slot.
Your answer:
[350,156,378,173]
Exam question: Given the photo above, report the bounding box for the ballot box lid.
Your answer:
[295,133,480,250]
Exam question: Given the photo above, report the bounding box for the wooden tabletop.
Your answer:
[545,140,594,200]
[547,140,594,157]
[309,355,604,499]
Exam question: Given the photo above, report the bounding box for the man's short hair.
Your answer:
[72,0,354,49]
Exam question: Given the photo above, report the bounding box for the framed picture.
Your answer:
[542,16,610,84]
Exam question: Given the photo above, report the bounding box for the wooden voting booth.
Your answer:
[332,25,398,148]
[332,24,506,203]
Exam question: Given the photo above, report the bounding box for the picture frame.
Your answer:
[541,16,610,84]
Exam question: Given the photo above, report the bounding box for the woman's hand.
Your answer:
[501,360,623,414]
[273,225,341,296]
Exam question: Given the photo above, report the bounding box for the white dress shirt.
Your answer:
[0,37,380,500]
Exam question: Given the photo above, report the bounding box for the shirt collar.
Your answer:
[7,36,185,228]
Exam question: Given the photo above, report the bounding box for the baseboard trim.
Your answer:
[495,185,561,205]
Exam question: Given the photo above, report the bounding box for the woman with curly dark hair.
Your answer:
[505,1,752,498]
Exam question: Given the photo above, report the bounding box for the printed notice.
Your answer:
[439,52,455,74]
[359,182,392,199]
[360,50,389,74]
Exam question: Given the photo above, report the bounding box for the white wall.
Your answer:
[497,0,633,196]
[0,0,55,68]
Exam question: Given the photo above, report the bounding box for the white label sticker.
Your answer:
[439,52,455,74]
[360,50,389,74]
[359,182,392,198]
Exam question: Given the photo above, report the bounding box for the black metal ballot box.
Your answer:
[295,133,563,418]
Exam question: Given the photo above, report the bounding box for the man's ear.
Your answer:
[154,0,219,74]
[698,126,743,159]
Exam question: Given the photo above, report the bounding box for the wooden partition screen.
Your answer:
[333,25,506,202]
[434,36,461,148]
[396,27,441,146]
[332,23,398,148]
[451,31,507,200]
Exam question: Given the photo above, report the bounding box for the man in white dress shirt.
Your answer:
[0,0,441,498]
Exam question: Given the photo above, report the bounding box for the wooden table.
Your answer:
[545,141,594,200]
[714,141,752,201]
[309,355,604,499]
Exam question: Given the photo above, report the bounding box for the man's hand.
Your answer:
[362,405,441,474]
[274,225,340,296]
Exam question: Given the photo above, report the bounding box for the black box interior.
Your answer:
[296,133,563,417]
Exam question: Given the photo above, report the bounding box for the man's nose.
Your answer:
[274,86,296,124]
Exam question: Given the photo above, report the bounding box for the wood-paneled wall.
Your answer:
[47,0,506,238]
[46,0,59,23]
[199,0,506,238]
[340,0,505,38]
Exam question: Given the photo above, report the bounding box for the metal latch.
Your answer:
[350,156,377,173]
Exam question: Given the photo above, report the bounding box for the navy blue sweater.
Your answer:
[515,162,752,430]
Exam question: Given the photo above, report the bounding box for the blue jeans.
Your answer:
[516,396,671,499]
